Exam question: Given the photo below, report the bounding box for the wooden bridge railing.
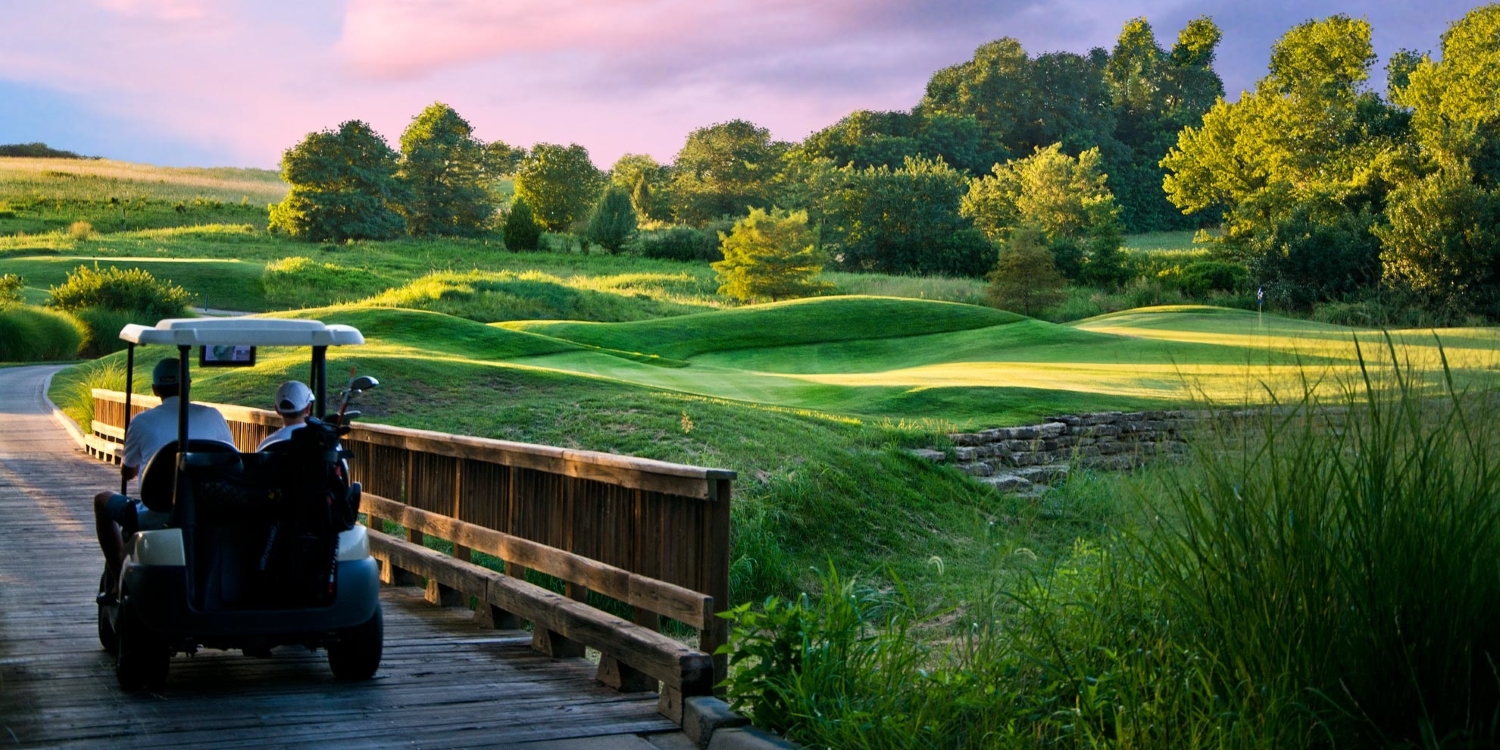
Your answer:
[89,389,734,721]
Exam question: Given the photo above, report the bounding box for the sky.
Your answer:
[0,1,1488,170]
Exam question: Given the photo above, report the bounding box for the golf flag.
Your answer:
[1257,286,1264,303]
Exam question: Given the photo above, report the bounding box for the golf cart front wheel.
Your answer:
[327,605,382,680]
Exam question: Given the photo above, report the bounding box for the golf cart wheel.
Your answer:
[327,605,382,680]
[97,570,118,656]
[115,597,170,691]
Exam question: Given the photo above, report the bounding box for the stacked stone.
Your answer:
[909,410,1200,496]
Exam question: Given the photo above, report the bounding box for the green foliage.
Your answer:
[54,357,124,429]
[514,143,605,232]
[1377,166,1500,314]
[0,304,83,361]
[628,226,720,262]
[481,140,527,177]
[963,144,1125,285]
[713,208,831,303]
[609,153,672,222]
[583,185,638,254]
[0,142,90,159]
[360,270,707,323]
[70,306,139,357]
[0,273,22,305]
[1162,260,1247,297]
[502,196,543,252]
[398,103,494,237]
[985,228,1068,316]
[269,120,408,242]
[1162,15,1408,308]
[671,120,787,226]
[823,156,994,277]
[48,264,191,318]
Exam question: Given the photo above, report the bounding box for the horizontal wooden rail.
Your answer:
[89,385,735,719]
[369,529,715,695]
[363,493,712,630]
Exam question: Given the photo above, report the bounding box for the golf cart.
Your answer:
[97,318,382,690]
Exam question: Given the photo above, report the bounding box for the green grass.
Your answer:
[0,304,83,361]
[0,254,267,311]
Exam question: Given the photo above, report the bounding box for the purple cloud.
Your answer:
[0,1,1487,169]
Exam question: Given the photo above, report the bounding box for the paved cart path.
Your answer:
[0,365,686,750]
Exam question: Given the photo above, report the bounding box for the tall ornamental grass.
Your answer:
[721,342,1500,749]
[1140,345,1500,746]
[0,304,84,361]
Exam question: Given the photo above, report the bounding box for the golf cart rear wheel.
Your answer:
[97,570,118,656]
[115,598,170,691]
[327,605,382,680]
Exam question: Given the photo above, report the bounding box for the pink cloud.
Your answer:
[96,0,209,22]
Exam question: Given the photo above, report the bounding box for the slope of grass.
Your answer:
[0,255,266,311]
[507,296,1021,359]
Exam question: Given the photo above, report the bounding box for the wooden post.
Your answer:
[597,655,657,693]
[700,478,733,691]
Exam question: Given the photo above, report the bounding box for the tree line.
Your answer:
[270,6,1500,315]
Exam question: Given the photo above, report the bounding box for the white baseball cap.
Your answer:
[274,381,314,415]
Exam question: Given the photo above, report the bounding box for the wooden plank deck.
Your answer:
[0,366,689,749]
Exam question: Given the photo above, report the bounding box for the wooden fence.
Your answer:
[89,389,734,721]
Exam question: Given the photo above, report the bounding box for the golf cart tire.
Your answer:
[97,570,118,656]
[327,604,382,680]
[115,598,170,691]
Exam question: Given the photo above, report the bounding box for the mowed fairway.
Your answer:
[243,298,1500,428]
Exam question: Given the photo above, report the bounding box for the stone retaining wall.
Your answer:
[910,409,1211,496]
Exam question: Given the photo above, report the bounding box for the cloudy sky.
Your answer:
[0,1,1486,169]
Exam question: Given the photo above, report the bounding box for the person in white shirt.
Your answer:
[257,381,315,450]
[93,358,235,595]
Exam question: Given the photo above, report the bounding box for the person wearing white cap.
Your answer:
[257,380,315,450]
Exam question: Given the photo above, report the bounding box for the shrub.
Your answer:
[629,226,719,262]
[1164,260,1247,297]
[0,273,23,305]
[583,185,638,253]
[713,208,832,303]
[0,305,84,361]
[70,306,141,357]
[48,265,192,319]
[58,358,125,429]
[68,220,94,240]
[986,229,1067,316]
[503,197,543,251]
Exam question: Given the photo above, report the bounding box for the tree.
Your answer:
[822,156,995,277]
[482,141,527,178]
[986,228,1068,316]
[397,103,494,237]
[503,196,542,252]
[514,143,604,232]
[1160,15,1404,306]
[713,208,832,302]
[268,120,407,241]
[962,144,1124,284]
[584,185,638,253]
[671,120,788,225]
[609,153,671,222]
[1376,4,1500,313]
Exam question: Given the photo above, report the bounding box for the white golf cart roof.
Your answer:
[119,318,365,346]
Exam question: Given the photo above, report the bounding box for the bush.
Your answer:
[70,306,141,357]
[0,273,23,305]
[713,208,832,303]
[1163,260,1247,297]
[68,220,94,240]
[57,358,125,429]
[0,305,84,361]
[583,185,638,253]
[629,226,720,262]
[48,265,192,319]
[503,197,543,251]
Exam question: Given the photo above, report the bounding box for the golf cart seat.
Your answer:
[139,439,240,514]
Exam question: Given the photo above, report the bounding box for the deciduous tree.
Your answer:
[671,120,787,226]
[269,120,407,241]
[823,156,994,277]
[986,228,1068,316]
[514,143,604,232]
[397,103,494,237]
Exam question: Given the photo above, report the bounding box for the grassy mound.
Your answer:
[275,306,584,361]
[0,255,265,311]
[0,304,83,361]
[507,296,1022,359]
[360,269,710,323]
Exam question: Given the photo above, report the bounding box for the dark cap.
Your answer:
[152,358,181,387]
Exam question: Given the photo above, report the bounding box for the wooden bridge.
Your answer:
[0,365,735,749]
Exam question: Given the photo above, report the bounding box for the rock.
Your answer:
[960,462,995,477]
[982,474,1034,492]
[1039,422,1067,438]
[950,433,986,446]
[1013,464,1070,484]
[907,449,945,463]
[953,446,980,462]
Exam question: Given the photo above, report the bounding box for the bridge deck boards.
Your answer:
[0,366,679,749]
